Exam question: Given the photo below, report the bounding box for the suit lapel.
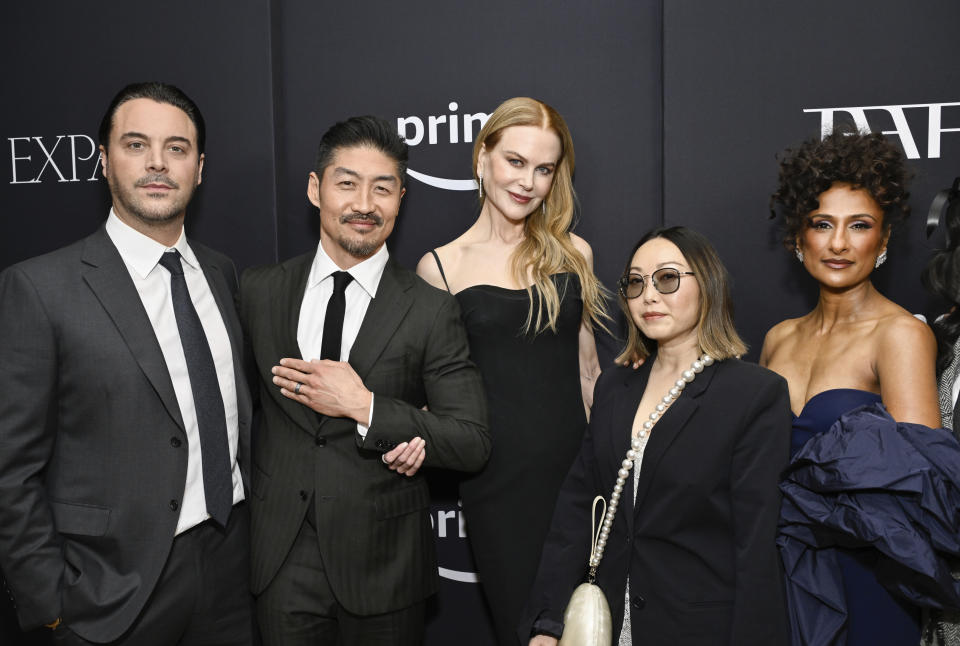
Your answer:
[611,361,652,535]
[196,251,253,438]
[80,228,186,431]
[632,358,719,518]
[268,254,315,433]
[347,258,413,381]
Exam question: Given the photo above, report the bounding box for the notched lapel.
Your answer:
[611,363,651,534]
[80,232,186,432]
[632,359,719,516]
[267,256,314,433]
[199,257,253,434]
[347,261,413,382]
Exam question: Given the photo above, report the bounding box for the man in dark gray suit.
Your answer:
[242,116,490,646]
[0,82,254,645]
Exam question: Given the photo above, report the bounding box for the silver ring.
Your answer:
[294,383,302,394]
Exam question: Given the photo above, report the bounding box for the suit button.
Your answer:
[170,437,182,448]
[375,440,385,449]
[314,435,326,447]
[631,595,645,609]
[169,500,179,511]
[299,490,308,501]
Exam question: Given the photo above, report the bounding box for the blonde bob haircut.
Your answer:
[472,97,607,334]
[615,226,746,363]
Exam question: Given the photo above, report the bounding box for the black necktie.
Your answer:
[320,271,353,361]
[158,250,233,527]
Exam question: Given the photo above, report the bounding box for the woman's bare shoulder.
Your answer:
[876,306,935,347]
[759,316,807,367]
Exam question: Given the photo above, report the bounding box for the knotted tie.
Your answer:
[158,250,233,526]
[320,271,353,361]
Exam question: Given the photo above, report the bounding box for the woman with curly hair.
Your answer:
[762,130,960,645]
[417,97,607,645]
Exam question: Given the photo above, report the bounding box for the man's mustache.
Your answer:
[340,213,383,226]
[135,174,180,189]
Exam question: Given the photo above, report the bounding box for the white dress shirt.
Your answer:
[105,211,244,535]
[297,239,388,436]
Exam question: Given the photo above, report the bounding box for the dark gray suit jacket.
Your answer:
[241,252,489,615]
[0,226,252,642]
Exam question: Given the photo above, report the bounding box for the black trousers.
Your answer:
[54,503,255,646]
[256,513,424,646]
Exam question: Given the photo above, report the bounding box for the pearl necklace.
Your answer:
[587,353,715,575]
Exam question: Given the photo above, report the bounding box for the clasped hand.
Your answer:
[272,357,371,423]
[271,357,426,476]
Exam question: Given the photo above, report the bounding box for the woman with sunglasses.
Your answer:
[417,97,608,645]
[762,130,947,646]
[523,226,790,646]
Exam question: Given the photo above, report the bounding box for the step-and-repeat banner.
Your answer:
[2,1,958,644]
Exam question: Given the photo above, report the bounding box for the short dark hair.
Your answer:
[771,127,911,249]
[98,82,206,154]
[616,226,746,363]
[315,116,408,186]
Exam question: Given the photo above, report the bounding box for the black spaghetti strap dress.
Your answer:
[431,250,587,645]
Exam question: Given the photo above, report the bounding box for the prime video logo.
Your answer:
[397,102,489,191]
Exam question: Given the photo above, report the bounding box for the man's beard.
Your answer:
[337,212,384,259]
[108,172,193,225]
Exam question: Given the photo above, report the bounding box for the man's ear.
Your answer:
[99,144,108,177]
[196,153,204,186]
[307,171,321,207]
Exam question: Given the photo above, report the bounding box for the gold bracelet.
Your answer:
[44,617,61,630]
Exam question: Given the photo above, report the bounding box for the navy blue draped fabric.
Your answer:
[779,393,960,646]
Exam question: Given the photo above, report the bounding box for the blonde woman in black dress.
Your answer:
[417,97,607,645]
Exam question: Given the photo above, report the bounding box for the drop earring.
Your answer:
[875,249,887,268]
[477,171,483,200]
[795,248,804,263]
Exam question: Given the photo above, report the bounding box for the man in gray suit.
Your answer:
[242,116,490,645]
[0,82,253,645]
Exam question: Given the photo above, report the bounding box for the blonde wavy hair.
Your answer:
[472,97,607,334]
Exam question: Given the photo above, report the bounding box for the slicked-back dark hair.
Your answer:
[315,115,408,186]
[98,82,206,154]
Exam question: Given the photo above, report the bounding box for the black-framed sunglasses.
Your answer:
[617,267,695,299]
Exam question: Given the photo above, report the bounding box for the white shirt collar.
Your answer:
[105,209,199,278]
[307,239,389,298]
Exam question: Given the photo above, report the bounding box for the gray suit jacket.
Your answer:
[0,226,252,642]
[241,251,489,615]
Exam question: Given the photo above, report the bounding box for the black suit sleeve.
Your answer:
[729,374,791,645]
[0,266,64,629]
[364,294,490,472]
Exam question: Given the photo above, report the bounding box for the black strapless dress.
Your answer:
[780,390,960,645]
[454,273,586,646]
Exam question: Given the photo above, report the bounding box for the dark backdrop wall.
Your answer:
[2,1,957,644]
[663,0,960,358]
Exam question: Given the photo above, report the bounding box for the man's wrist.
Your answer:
[352,390,373,425]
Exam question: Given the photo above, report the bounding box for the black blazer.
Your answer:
[0,227,252,642]
[240,252,489,615]
[524,357,791,645]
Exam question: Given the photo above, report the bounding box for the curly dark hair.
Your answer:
[770,128,911,249]
[921,183,960,373]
